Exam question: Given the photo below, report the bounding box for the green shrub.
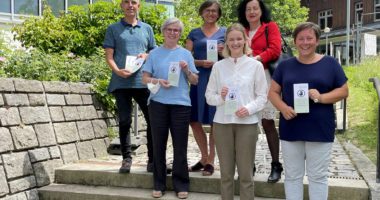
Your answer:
[13,0,167,57]
[342,56,380,162]
[2,48,105,81]
[1,47,116,112]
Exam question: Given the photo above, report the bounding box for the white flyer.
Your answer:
[168,62,180,87]
[293,83,309,113]
[224,87,239,115]
[125,56,144,73]
[207,40,218,63]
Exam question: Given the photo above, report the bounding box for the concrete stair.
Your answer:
[39,184,284,200]
[38,161,369,200]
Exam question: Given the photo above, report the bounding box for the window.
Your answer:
[44,0,65,16]
[355,2,363,24]
[68,0,89,7]
[376,0,380,21]
[0,0,11,13]
[318,10,333,29]
[0,0,173,23]
[92,0,112,2]
[15,0,39,15]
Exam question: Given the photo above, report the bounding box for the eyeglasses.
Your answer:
[165,28,180,34]
[204,9,218,14]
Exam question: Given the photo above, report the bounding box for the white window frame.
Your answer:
[355,2,363,24]
[1,0,173,23]
[375,0,380,21]
[318,9,333,29]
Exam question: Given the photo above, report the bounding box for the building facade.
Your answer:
[0,0,174,29]
[301,0,380,64]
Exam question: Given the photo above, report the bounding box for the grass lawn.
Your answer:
[338,56,380,163]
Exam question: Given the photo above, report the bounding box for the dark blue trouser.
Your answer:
[148,100,190,193]
[113,88,153,163]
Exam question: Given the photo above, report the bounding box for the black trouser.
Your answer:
[148,100,190,193]
[113,88,153,163]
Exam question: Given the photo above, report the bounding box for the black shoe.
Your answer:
[267,161,283,183]
[147,162,153,173]
[189,161,205,172]
[119,158,132,173]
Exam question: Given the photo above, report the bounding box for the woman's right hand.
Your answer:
[159,79,171,88]
[115,68,132,78]
[202,60,214,68]
[280,105,297,120]
[221,86,228,101]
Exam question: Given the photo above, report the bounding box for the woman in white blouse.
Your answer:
[205,23,267,200]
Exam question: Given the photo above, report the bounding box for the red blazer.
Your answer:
[246,21,281,69]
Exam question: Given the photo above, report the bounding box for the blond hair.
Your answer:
[222,23,250,58]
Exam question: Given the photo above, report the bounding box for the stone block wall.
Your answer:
[0,78,115,200]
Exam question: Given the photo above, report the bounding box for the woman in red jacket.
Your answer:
[237,0,283,183]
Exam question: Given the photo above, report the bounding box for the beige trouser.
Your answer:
[213,123,259,200]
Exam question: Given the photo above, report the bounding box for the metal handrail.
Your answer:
[369,77,380,183]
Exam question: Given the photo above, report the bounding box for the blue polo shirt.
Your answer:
[272,56,347,142]
[103,19,156,92]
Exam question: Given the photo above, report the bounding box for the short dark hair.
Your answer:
[237,0,271,29]
[292,22,321,41]
[199,0,222,20]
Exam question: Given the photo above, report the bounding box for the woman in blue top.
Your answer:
[142,17,198,199]
[268,22,349,200]
[185,0,226,176]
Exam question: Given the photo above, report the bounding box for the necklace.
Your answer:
[248,24,260,41]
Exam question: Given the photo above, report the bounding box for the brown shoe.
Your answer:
[119,158,132,173]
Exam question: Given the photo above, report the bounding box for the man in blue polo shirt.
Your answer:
[103,0,155,173]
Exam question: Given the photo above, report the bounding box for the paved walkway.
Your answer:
[107,130,361,180]
[96,127,380,199]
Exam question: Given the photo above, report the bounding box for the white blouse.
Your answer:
[205,55,267,124]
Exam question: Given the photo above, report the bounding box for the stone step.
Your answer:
[53,162,369,200]
[38,184,283,200]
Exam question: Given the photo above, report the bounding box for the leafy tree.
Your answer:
[174,0,203,45]
[175,0,308,36]
[139,3,167,45]
[267,0,309,35]
[218,0,239,26]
